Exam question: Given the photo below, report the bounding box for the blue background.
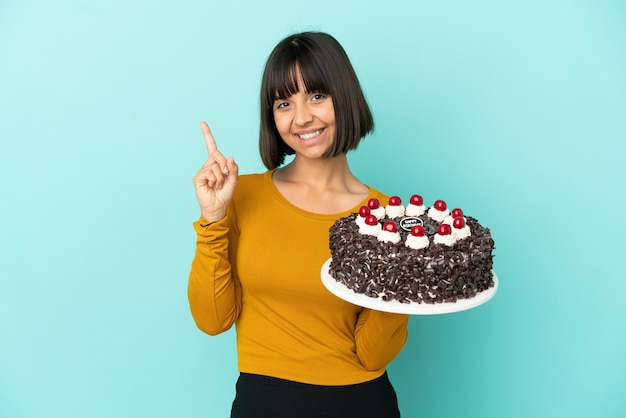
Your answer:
[1,0,625,417]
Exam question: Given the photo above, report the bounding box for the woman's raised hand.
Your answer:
[193,122,239,222]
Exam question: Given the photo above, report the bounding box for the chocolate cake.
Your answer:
[328,196,495,304]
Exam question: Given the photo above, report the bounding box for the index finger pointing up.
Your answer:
[200,121,218,156]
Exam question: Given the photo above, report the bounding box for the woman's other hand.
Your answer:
[193,122,239,222]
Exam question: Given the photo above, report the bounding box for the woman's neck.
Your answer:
[272,155,370,214]
[275,155,352,189]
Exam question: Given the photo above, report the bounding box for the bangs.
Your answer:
[270,58,330,100]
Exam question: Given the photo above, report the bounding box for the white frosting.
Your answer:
[434,233,456,246]
[355,215,368,229]
[443,215,466,225]
[370,206,386,219]
[405,234,429,250]
[377,230,401,244]
[385,205,405,218]
[452,225,471,240]
[405,204,426,217]
[428,207,450,222]
[359,222,381,236]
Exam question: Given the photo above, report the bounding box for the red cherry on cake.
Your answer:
[451,208,463,218]
[434,200,447,211]
[410,225,425,236]
[438,223,452,235]
[410,194,423,206]
[452,217,466,229]
[388,196,402,206]
[359,205,371,217]
[365,215,378,226]
[368,198,380,209]
[383,221,398,233]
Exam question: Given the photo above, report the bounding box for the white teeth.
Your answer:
[298,130,322,140]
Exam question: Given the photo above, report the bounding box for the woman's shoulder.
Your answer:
[236,171,272,187]
[232,171,275,200]
[229,171,274,217]
[366,185,390,202]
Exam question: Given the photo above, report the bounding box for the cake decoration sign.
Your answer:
[399,217,423,232]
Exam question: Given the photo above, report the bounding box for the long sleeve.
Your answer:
[355,310,409,371]
[187,215,242,336]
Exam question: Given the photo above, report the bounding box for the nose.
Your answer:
[294,103,313,126]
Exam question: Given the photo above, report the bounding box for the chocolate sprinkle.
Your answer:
[328,213,495,304]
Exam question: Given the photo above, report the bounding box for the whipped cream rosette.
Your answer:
[405,225,429,250]
[359,214,382,237]
[385,196,405,219]
[367,198,386,219]
[427,199,450,222]
[433,223,456,246]
[451,216,471,240]
[405,194,426,217]
[355,205,371,229]
[377,221,401,244]
[442,208,462,223]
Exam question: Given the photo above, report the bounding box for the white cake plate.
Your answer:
[320,258,498,315]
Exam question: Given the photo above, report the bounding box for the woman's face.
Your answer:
[272,72,336,161]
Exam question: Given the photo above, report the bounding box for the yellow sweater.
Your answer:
[188,170,408,385]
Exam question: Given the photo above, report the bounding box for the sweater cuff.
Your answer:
[193,216,229,237]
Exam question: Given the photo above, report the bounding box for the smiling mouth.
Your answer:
[296,129,324,140]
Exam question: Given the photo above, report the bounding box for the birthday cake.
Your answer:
[328,195,495,304]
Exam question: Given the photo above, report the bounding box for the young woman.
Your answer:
[188,31,409,417]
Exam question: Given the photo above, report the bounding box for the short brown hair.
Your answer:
[259,32,374,169]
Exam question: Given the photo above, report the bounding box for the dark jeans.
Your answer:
[231,371,401,418]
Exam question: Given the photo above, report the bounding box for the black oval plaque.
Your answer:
[399,217,423,232]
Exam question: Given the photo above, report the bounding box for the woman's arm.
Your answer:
[188,122,241,335]
[354,310,409,370]
[187,216,242,335]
